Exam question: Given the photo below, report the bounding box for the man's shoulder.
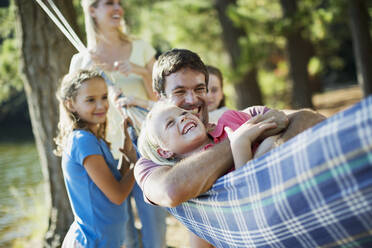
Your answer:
[136,157,158,167]
[134,157,161,183]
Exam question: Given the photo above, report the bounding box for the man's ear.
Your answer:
[157,148,174,159]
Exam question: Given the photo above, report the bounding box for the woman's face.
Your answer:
[207,74,224,112]
[90,0,124,29]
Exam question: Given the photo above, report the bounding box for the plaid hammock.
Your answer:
[169,95,372,248]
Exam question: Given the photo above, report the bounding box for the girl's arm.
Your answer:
[83,155,135,205]
[83,118,137,205]
[225,115,277,169]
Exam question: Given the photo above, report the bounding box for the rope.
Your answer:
[35,0,86,53]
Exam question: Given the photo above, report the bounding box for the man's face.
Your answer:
[162,68,209,125]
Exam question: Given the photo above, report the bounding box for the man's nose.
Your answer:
[184,91,197,104]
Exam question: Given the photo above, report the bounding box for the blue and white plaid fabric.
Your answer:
[168,95,372,248]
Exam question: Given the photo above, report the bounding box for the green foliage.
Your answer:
[0,1,22,105]
[0,39,22,102]
[0,0,15,38]
[1,0,369,111]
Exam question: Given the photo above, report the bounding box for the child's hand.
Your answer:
[119,117,137,165]
[224,115,277,169]
[225,115,277,147]
[260,109,289,137]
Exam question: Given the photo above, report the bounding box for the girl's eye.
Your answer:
[166,120,174,128]
[103,95,108,100]
[87,98,95,103]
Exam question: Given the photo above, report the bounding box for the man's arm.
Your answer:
[277,108,326,145]
[135,138,233,207]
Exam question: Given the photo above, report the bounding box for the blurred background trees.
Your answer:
[1,0,371,245]
[2,0,372,117]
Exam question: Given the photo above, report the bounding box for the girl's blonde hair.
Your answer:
[54,70,108,156]
[81,0,131,49]
[138,100,179,166]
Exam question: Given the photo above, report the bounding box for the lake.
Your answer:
[0,126,48,247]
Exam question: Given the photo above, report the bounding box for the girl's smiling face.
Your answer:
[150,104,208,156]
[207,74,224,112]
[68,77,109,134]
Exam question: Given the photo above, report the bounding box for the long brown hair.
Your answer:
[54,70,108,156]
[206,65,225,108]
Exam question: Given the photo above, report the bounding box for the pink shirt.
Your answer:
[134,106,269,201]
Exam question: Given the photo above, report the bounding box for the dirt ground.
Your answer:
[160,85,364,248]
[312,85,363,117]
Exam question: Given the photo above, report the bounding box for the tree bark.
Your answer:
[280,0,314,109]
[348,0,372,97]
[234,68,262,109]
[214,0,263,108]
[14,0,77,246]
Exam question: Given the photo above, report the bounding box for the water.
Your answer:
[0,132,48,247]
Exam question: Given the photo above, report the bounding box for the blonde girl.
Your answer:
[55,70,136,247]
[138,100,284,170]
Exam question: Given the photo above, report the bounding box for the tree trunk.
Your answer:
[14,0,77,246]
[214,0,263,108]
[234,68,262,109]
[280,0,314,109]
[348,0,372,97]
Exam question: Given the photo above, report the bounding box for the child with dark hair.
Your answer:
[206,65,229,123]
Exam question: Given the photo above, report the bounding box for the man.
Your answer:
[134,48,325,208]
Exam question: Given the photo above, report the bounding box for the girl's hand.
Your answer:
[260,109,289,138]
[119,117,137,165]
[225,115,277,147]
[224,115,277,169]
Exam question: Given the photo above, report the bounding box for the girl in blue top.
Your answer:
[54,70,137,247]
